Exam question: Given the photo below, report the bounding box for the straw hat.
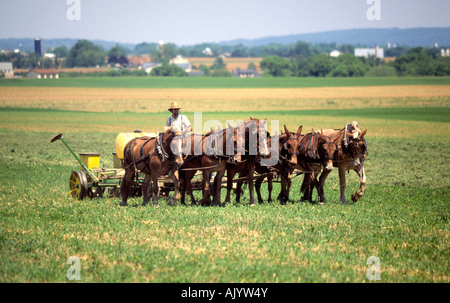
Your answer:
[168,101,181,111]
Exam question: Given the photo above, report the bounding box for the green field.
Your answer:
[1,76,450,88]
[0,77,449,283]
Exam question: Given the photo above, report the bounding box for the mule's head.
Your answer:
[283,125,302,166]
[318,132,336,171]
[348,129,367,169]
[242,118,270,158]
[350,121,362,139]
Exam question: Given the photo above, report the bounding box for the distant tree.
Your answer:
[260,55,291,77]
[151,43,177,63]
[0,52,26,68]
[433,57,450,76]
[108,45,129,66]
[231,48,247,58]
[291,55,312,77]
[108,45,127,57]
[365,65,398,77]
[309,54,335,77]
[66,40,104,67]
[392,47,432,76]
[53,45,68,67]
[293,41,316,58]
[329,53,368,77]
[133,42,157,56]
[384,46,410,58]
[247,62,257,70]
[199,64,210,76]
[53,46,68,58]
[26,53,42,68]
[43,57,55,68]
[210,69,232,77]
[150,62,187,76]
[210,57,226,70]
[339,44,355,54]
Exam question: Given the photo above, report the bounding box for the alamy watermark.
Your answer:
[67,256,81,281]
[66,0,81,21]
[366,0,381,21]
[171,113,280,166]
[366,256,381,281]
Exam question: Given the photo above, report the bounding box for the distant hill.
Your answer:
[1,28,449,54]
[220,28,450,48]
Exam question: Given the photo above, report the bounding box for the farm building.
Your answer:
[27,68,59,79]
[354,46,384,58]
[233,69,261,78]
[141,62,161,74]
[170,55,192,73]
[0,62,14,78]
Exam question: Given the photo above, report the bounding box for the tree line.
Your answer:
[1,39,449,77]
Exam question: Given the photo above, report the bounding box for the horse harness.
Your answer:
[124,134,172,173]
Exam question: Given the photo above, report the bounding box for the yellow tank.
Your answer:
[115,131,157,159]
[79,153,100,170]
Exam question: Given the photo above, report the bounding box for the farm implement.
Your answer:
[50,131,197,200]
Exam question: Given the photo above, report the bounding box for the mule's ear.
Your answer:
[284,125,291,136]
[346,132,353,138]
[318,132,327,141]
[359,129,367,138]
[296,125,302,137]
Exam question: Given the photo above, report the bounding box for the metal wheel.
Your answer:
[69,170,88,199]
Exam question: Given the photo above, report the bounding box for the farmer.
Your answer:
[164,101,192,134]
[165,101,192,160]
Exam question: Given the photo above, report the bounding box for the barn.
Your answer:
[27,68,60,79]
[0,62,14,78]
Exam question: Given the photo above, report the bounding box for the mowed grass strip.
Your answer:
[0,85,449,113]
[1,107,449,140]
[1,76,450,88]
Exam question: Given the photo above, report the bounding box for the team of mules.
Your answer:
[120,119,367,207]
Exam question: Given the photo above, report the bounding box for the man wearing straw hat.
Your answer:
[165,101,192,133]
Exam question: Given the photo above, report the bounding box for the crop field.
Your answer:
[187,57,263,73]
[0,77,449,283]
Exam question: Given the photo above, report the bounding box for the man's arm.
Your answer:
[182,115,192,133]
[164,117,172,132]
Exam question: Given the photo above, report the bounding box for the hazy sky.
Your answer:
[1,0,449,45]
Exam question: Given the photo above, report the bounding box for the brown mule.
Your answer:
[224,118,270,206]
[179,125,241,206]
[120,129,185,206]
[310,124,368,204]
[281,126,338,204]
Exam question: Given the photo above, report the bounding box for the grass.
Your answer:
[0,152,448,282]
[1,76,450,89]
[0,77,449,283]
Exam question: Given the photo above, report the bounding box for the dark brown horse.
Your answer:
[312,123,368,204]
[298,128,347,203]
[119,129,185,206]
[281,125,339,204]
[224,118,270,205]
[179,125,241,206]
